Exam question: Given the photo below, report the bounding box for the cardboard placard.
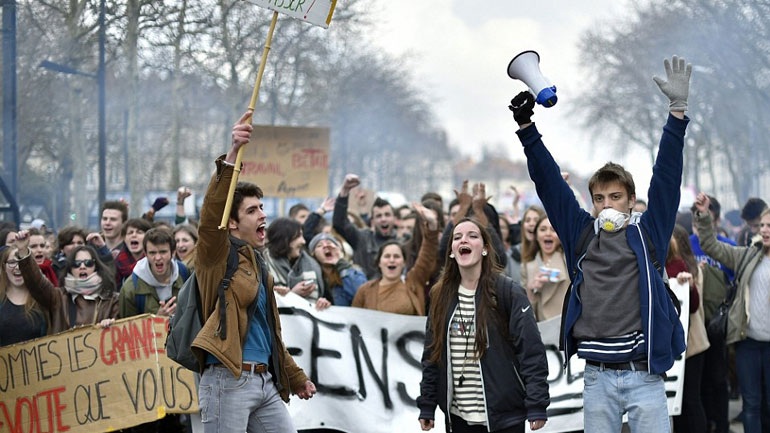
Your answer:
[0,315,197,433]
[239,125,330,199]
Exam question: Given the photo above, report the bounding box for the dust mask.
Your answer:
[596,208,630,233]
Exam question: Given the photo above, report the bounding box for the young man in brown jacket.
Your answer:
[192,111,316,432]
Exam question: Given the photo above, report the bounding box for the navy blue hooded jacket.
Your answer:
[516,114,687,375]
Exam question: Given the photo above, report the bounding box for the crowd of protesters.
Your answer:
[2,55,769,433]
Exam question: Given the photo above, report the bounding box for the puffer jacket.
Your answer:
[191,156,308,402]
[695,211,766,345]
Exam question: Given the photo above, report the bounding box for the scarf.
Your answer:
[64,273,104,297]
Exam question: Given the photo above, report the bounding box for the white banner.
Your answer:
[241,0,337,28]
[277,282,689,433]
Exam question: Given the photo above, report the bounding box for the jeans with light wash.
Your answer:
[582,363,670,433]
[735,338,770,433]
[198,365,296,433]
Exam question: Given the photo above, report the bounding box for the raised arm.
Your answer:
[641,55,692,256]
[332,174,363,249]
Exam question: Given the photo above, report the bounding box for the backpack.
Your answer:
[165,244,239,371]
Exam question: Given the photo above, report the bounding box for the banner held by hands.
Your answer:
[219,1,338,230]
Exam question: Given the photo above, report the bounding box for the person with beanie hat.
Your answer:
[308,231,366,307]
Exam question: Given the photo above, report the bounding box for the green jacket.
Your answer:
[119,267,185,317]
[695,211,766,344]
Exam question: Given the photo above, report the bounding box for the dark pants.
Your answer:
[674,352,707,433]
[702,336,730,433]
[447,414,524,433]
[735,339,770,433]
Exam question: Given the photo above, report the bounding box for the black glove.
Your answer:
[508,91,535,125]
[151,197,170,212]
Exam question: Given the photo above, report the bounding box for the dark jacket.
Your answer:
[17,253,69,336]
[332,195,396,278]
[516,114,688,375]
[417,275,550,430]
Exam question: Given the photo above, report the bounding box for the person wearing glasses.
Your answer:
[0,230,67,347]
[52,225,116,284]
[59,245,119,327]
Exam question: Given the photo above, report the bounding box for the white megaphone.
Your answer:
[507,50,557,107]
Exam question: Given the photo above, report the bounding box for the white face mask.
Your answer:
[596,208,630,232]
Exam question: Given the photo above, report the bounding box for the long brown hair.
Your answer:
[668,224,699,281]
[427,218,504,364]
[0,248,40,316]
[521,214,562,263]
[520,205,545,262]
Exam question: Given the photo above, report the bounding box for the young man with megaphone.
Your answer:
[510,55,692,433]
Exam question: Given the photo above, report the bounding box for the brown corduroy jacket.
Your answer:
[191,157,308,402]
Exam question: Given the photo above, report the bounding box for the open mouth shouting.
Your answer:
[257,223,266,243]
[33,252,46,265]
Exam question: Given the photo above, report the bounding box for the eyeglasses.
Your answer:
[73,259,96,268]
[5,260,19,269]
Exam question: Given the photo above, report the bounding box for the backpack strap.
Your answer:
[135,293,146,315]
[216,242,240,340]
[572,223,595,275]
[726,246,761,304]
[177,260,190,281]
[638,227,682,316]
[130,273,146,314]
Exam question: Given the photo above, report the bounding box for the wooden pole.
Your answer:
[219,11,279,230]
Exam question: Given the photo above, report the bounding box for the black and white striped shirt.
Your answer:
[449,286,485,424]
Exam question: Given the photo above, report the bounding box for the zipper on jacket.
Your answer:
[635,224,654,372]
[562,253,585,370]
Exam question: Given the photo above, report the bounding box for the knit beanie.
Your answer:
[308,232,341,252]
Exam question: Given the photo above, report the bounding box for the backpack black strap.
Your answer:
[725,246,761,305]
[217,242,240,340]
[638,227,682,316]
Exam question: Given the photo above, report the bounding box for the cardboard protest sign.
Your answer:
[0,315,197,433]
[239,125,330,198]
[241,0,337,28]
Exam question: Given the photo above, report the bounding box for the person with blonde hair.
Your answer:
[694,193,770,433]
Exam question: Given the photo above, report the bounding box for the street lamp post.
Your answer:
[97,0,106,206]
[38,0,107,206]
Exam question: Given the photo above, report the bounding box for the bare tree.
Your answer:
[573,0,770,208]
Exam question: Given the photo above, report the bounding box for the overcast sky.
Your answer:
[362,0,671,198]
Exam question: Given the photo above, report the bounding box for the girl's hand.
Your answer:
[315,297,331,311]
[676,271,693,285]
[98,318,116,328]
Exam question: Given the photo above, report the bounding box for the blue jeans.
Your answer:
[199,365,296,433]
[735,338,770,433]
[582,363,670,433]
